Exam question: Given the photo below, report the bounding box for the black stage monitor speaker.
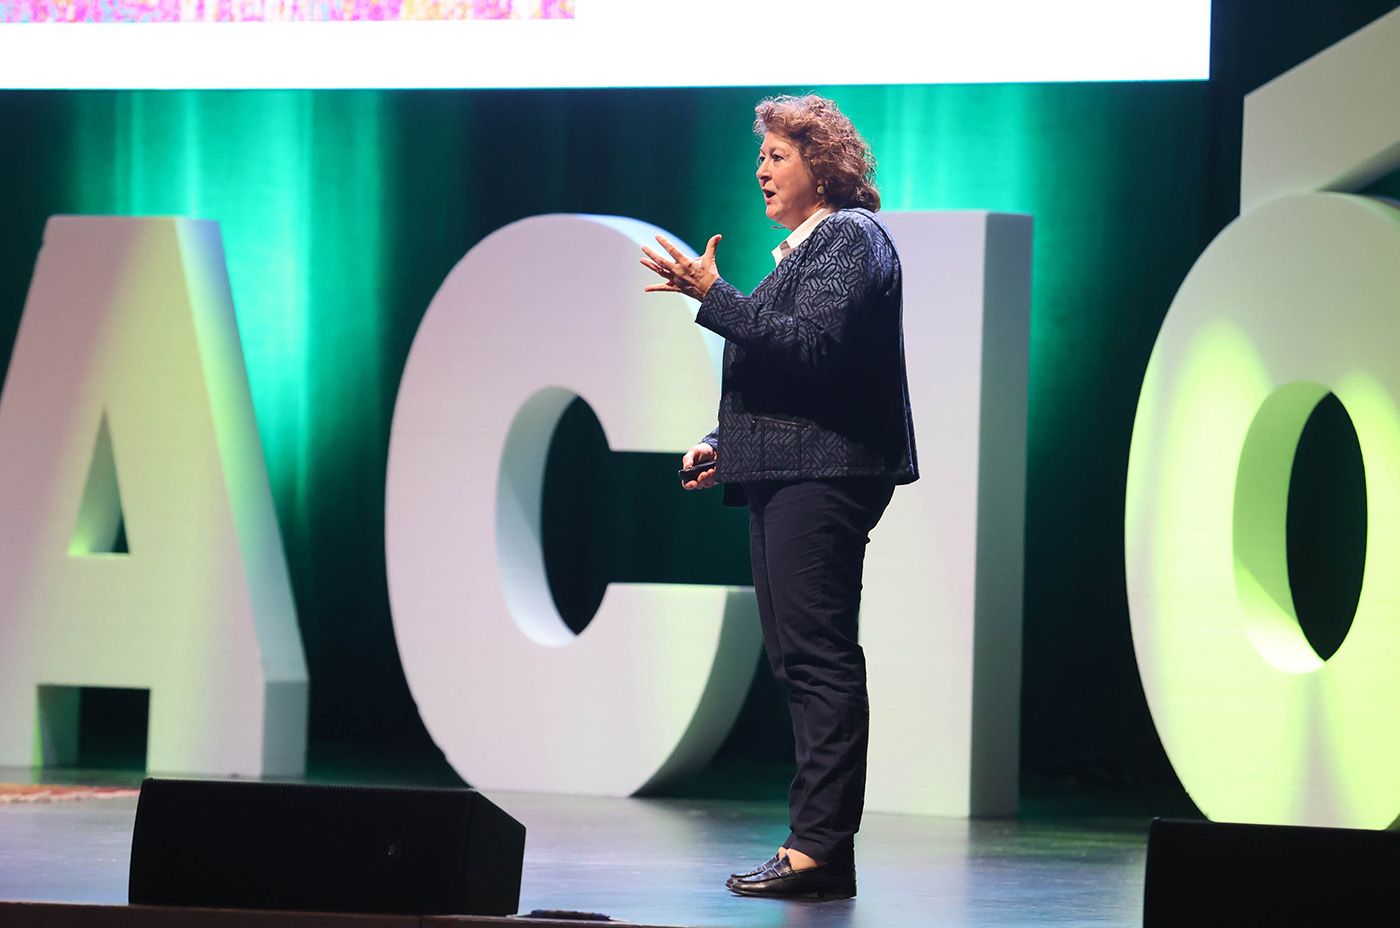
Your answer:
[1144,818,1400,926]
[129,778,525,917]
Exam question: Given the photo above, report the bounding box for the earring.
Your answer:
[817,184,826,195]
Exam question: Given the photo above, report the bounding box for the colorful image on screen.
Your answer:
[1,0,573,22]
[0,0,1210,89]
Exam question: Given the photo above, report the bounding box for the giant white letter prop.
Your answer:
[863,212,1032,816]
[0,217,308,776]
[1126,8,1400,827]
[386,215,760,796]
[387,212,1032,810]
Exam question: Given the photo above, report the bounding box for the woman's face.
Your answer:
[756,132,824,231]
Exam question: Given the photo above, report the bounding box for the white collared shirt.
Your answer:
[771,207,835,266]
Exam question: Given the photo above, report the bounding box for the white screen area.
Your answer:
[0,0,1210,90]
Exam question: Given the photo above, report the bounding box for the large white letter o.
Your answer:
[1126,192,1400,827]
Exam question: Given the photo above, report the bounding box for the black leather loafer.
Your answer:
[729,853,783,881]
[726,855,856,900]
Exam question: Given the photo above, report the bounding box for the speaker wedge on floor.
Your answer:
[1144,817,1400,926]
[128,778,525,917]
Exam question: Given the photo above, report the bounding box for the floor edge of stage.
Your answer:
[0,901,687,928]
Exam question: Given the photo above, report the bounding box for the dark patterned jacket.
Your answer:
[695,207,918,506]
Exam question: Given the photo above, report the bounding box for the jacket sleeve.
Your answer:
[699,425,720,455]
[694,216,881,377]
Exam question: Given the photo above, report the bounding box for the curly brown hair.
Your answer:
[754,94,880,212]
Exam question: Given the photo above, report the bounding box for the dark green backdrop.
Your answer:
[1,0,1396,801]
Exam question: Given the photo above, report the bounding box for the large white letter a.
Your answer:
[0,216,308,777]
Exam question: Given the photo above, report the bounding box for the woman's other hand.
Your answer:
[681,443,718,491]
[641,234,721,301]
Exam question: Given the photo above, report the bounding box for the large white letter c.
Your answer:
[385,215,760,796]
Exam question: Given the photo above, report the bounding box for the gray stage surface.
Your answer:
[0,771,1152,927]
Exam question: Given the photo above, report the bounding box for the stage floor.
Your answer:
[0,768,1154,927]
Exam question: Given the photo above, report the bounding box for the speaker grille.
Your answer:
[1144,818,1400,926]
[128,778,524,916]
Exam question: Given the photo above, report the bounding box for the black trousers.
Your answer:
[743,476,895,863]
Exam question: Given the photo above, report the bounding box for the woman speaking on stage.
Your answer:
[641,93,918,901]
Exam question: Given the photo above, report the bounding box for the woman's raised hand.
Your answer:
[641,234,722,301]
